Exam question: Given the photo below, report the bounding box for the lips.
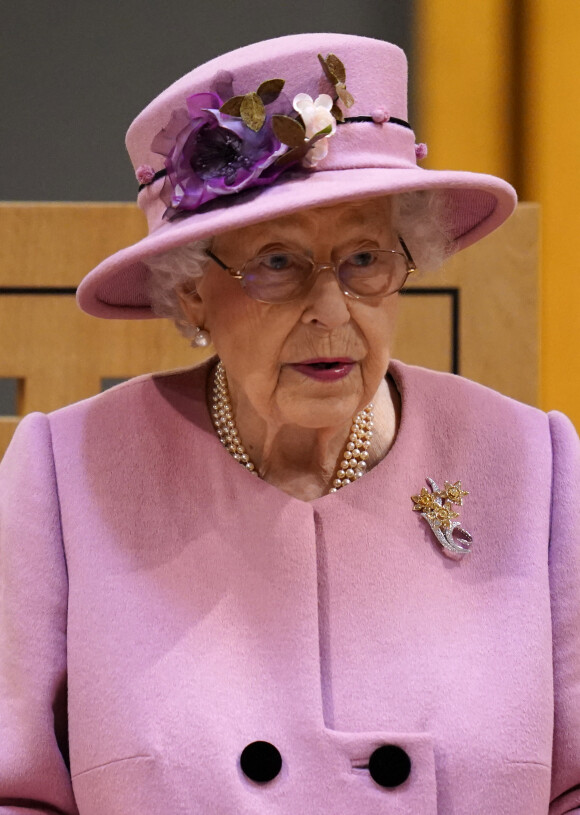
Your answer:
[288,358,356,382]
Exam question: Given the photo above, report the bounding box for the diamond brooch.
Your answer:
[411,478,473,557]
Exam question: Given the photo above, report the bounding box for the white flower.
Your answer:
[292,93,337,166]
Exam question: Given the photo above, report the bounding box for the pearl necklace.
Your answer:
[211,361,374,493]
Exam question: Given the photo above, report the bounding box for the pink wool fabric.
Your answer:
[75,33,517,319]
[0,359,579,814]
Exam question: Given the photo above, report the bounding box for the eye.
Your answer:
[347,251,380,268]
[261,253,293,271]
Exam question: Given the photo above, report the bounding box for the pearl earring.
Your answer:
[190,326,211,348]
[178,319,212,348]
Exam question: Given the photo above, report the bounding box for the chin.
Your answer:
[279,394,362,430]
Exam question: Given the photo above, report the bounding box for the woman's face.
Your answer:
[182,197,401,430]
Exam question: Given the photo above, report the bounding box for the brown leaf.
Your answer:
[219,95,244,116]
[274,127,332,168]
[274,144,309,168]
[318,53,337,85]
[330,103,344,122]
[326,53,346,83]
[272,114,306,148]
[336,83,355,108]
[240,92,266,131]
[257,78,285,105]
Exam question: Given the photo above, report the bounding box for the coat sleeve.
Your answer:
[548,411,580,815]
[0,414,79,814]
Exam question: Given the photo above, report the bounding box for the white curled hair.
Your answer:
[145,190,452,339]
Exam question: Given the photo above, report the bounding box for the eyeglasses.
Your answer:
[204,236,416,304]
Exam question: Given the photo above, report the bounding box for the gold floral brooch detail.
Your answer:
[411,479,473,557]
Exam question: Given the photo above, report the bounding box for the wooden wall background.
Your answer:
[0,201,539,460]
[415,0,580,427]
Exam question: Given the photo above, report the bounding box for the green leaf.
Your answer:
[272,114,306,147]
[313,124,333,137]
[219,95,244,116]
[240,92,266,131]
[257,78,285,105]
[307,130,329,147]
[326,53,346,83]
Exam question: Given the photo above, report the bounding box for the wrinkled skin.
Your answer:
[180,197,401,500]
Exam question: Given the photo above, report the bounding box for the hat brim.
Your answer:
[76,166,517,319]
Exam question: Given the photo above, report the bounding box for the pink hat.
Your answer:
[77,32,517,319]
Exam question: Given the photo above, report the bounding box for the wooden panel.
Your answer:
[395,292,454,372]
[395,202,540,406]
[0,203,147,286]
[520,0,580,424]
[415,0,580,427]
[0,419,19,458]
[0,296,210,416]
[0,202,212,460]
[0,202,539,460]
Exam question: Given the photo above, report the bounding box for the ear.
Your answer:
[177,282,206,329]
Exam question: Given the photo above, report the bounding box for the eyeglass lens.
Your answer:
[241,250,410,303]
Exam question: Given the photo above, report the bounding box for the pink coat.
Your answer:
[0,359,579,815]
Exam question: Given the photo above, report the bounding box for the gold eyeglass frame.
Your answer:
[204,236,417,303]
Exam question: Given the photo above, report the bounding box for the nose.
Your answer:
[301,265,351,329]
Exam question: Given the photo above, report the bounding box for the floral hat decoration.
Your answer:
[140,53,359,219]
[77,33,517,319]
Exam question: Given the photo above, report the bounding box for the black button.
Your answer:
[368,744,411,788]
[240,741,282,783]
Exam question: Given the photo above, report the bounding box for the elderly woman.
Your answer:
[1,32,579,815]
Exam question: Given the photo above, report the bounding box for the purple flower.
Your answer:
[151,92,287,217]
